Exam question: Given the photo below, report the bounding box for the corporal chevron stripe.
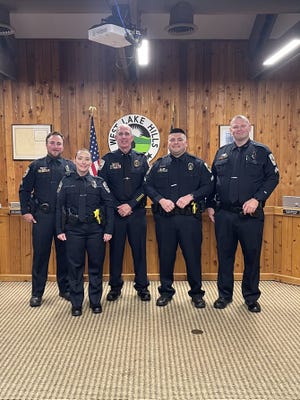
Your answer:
[0,281,299,400]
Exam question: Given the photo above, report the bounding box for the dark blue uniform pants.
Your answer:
[65,223,106,308]
[154,214,204,298]
[214,209,264,304]
[109,207,149,292]
[32,210,69,297]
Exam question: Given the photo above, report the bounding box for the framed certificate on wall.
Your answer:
[12,124,51,160]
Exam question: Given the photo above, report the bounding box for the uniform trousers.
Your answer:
[154,213,204,298]
[214,209,264,304]
[32,210,69,297]
[65,222,106,308]
[109,207,149,292]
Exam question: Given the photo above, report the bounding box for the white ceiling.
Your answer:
[1,0,300,41]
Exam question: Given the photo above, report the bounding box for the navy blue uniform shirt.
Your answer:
[99,149,149,209]
[56,172,114,235]
[19,155,75,214]
[144,152,214,204]
[210,139,279,206]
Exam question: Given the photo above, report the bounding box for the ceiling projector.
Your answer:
[88,23,133,48]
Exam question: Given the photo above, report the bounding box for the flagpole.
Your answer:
[170,102,176,131]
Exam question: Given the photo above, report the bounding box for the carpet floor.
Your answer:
[0,280,299,400]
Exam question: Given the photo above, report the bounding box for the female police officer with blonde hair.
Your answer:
[56,149,114,317]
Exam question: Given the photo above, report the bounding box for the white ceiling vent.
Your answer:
[166,1,198,36]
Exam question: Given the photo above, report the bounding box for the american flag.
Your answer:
[89,116,100,176]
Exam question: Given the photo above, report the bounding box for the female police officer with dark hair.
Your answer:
[56,149,114,317]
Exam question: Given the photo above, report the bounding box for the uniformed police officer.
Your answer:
[207,115,279,313]
[56,149,114,316]
[99,124,150,302]
[19,132,75,307]
[144,128,214,308]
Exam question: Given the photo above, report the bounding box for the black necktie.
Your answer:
[123,154,132,199]
[229,147,243,205]
[78,177,87,222]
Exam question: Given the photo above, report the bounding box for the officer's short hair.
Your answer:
[230,115,250,126]
[46,131,64,144]
[75,148,91,158]
[169,128,187,137]
[116,124,132,135]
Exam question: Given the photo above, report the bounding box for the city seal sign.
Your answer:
[108,114,160,161]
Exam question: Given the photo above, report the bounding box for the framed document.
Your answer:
[12,124,52,160]
[219,125,254,147]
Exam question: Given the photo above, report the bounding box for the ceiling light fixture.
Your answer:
[263,38,300,66]
[137,39,149,66]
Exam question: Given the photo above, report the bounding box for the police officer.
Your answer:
[99,124,150,302]
[207,115,279,313]
[56,149,114,316]
[144,128,214,308]
[19,132,75,307]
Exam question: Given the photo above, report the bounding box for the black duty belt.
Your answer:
[152,203,202,218]
[66,212,97,224]
[220,204,263,218]
[220,204,243,214]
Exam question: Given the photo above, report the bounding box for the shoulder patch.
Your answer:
[204,162,212,173]
[99,159,105,170]
[103,181,110,193]
[22,167,30,178]
[269,153,277,166]
[57,180,63,193]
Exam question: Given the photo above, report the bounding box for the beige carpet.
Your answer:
[0,280,299,400]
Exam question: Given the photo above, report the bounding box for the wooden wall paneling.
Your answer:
[260,211,274,276]
[75,42,91,150]
[291,218,300,279]
[206,215,219,279]
[60,41,79,157]
[186,41,203,158]
[281,216,293,277]
[150,40,180,151]
[145,213,159,279]
[0,213,10,275]
[19,217,33,276]
[8,216,23,275]
[202,214,216,279]
[33,40,53,124]
[1,81,10,206]
[288,83,300,196]
[89,42,109,156]
[51,40,63,134]
[59,42,72,159]
[273,214,282,277]
[209,41,228,164]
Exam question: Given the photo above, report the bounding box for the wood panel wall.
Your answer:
[3,207,299,285]
[0,38,300,283]
[0,39,300,207]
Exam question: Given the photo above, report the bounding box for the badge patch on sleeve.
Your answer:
[22,167,30,178]
[103,181,111,193]
[99,159,105,170]
[269,153,277,166]
[57,181,63,193]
